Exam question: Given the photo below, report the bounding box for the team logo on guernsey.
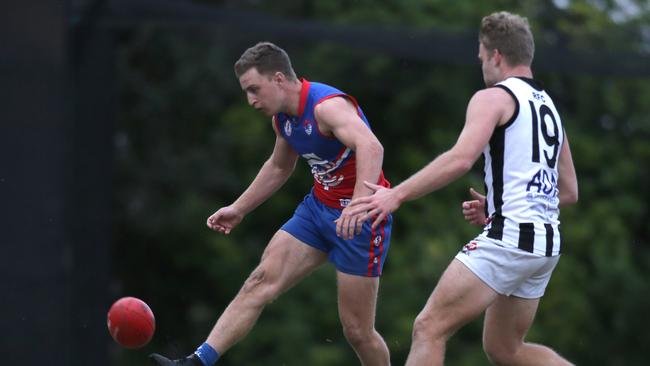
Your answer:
[373,235,383,247]
[304,120,313,135]
[302,151,349,191]
[284,120,292,136]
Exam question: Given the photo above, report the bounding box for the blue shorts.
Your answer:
[281,192,392,277]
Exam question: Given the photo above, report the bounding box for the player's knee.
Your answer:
[483,342,516,366]
[411,311,449,344]
[240,268,279,305]
[340,316,374,347]
[341,322,372,347]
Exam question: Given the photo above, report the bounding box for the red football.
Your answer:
[107,296,155,349]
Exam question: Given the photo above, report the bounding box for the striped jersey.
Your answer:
[480,77,565,256]
[274,79,390,209]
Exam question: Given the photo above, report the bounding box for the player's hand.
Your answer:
[461,187,489,226]
[345,181,401,230]
[335,205,365,240]
[207,206,244,234]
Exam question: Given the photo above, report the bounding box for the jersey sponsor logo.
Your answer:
[526,168,559,202]
[339,198,351,207]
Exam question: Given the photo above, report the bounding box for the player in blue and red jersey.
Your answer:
[150,42,393,366]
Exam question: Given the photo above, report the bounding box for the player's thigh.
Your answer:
[416,259,498,336]
[255,230,328,293]
[336,271,380,327]
[483,295,540,350]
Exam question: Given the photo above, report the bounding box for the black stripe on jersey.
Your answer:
[488,126,505,215]
[485,84,519,243]
[486,123,505,240]
[493,85,519,129]
[487,214,504,240]
[558,224,563,254]
[518,223,535,253]
[544,224,554,257]
[483,182,489,219]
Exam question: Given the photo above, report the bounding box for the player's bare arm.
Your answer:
[557,131,578,207]
[348,87,514,228]
[207,121,299,234]
[314,96,385,239]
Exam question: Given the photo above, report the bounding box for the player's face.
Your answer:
[239,68,284,116]
[479,42,499,87]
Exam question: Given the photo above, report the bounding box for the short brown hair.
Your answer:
[234,42,297,80]
[479,11,534,66]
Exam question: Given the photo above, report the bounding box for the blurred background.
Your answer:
[1,0,649,365]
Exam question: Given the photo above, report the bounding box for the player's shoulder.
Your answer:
[310,80,341,92]
[467,86,517,126]
[313,94,354,117]
[470,86,513,106]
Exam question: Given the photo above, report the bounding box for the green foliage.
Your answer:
[112,1,650,365]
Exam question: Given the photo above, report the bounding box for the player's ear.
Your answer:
[273,71,285,84]
[493,49,503,66]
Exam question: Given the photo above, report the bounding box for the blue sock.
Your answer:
[194,342,220,366]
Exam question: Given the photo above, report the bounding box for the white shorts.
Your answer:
[454,236,560,299]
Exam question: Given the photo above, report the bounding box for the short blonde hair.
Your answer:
[479,11,534,66]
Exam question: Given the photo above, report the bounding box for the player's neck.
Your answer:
[501,65,533,81]
[284,79,304,116]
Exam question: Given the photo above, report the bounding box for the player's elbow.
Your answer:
[267,157,296,177]
[560,186,578,207]
[359,139,384,159]
[453,155,474,175]
[460,159,474,173]
[566,189,579,205]
[371,140,384,158]
[446,148,476,175]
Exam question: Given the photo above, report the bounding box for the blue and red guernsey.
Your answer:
[274,79,390,209]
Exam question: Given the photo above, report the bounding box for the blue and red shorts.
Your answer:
[281,192,392,277]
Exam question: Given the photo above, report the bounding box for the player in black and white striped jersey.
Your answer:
[347,11,578,365]
[479,76,565,257]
